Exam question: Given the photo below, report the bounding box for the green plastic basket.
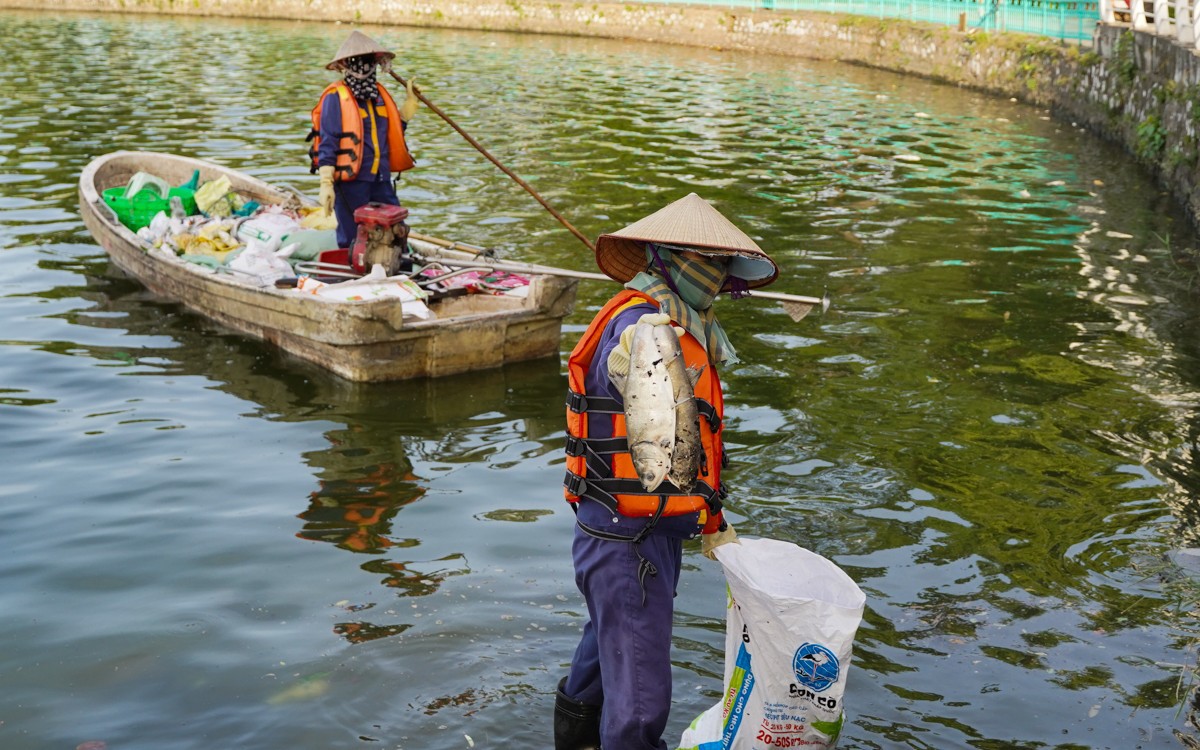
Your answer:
[102,186,199,231]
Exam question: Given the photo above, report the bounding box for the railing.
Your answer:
[1099,0,1199,47]
[637,0,1100,41]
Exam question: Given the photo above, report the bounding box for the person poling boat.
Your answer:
[555,192,778,750]
[308,30,419,252]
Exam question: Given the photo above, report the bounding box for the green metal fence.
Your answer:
[637,0,1099,41]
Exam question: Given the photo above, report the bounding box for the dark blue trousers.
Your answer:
[333,178,399,249]
[564,503,697,750]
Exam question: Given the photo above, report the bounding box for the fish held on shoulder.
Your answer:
[616,315,703,493]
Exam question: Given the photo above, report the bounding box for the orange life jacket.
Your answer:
[564,290,726,532]
[308,81,414,181]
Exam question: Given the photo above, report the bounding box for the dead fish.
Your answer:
[267,673,330,705]
[655,324,703,492]
[623,320,678,492]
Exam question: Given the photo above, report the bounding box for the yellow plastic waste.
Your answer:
[194,176,245,217]
[300,207,338,230]
[170,217,241,262]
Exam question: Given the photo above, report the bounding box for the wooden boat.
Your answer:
[78,151,579,382]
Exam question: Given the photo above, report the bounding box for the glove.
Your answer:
[702,521,738,561]
[318,165,335,217]
[606,312,673,381]
[399,77,419,122]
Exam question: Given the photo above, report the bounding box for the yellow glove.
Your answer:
[318,165,335,217]
[606,312,672,381]
[702,522,738,561]
[400,77,419,122]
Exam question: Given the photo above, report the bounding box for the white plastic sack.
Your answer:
[227,239,294,287]
[296,264,434,320]
[679,538,865,750]
[236,210,302,252]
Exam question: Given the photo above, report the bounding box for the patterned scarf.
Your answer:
[342,54,380,102]
[624,244,737,365]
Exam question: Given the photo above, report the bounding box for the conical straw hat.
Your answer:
[326,30,395,70]
[595,193,779,290]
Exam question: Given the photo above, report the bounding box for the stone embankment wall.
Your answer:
[5,0,1198,225]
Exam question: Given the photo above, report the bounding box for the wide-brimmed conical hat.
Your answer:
[326,30,395,70]
[595,193,779,290]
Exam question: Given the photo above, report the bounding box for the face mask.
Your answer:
[652,245,727,311]
[342,55,378,101]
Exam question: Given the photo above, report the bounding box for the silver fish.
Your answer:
[623,321,678,492]
[657,323,703,492]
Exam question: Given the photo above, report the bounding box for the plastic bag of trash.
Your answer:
[227,238,295,287]
[295,264,433,319]
[124,171,171,200]
[194,176,244,217]
[678,538,865,750]
[235,210,302,252]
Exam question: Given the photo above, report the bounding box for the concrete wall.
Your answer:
[6,0,1198,225]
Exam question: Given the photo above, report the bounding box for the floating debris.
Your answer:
[1106,231,1134,239]
[893,154,921,162]
[480,508,553,522]
[267,673,330,705]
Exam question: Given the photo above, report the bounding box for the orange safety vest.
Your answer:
[308,81,415,181]
[564,290,726,532]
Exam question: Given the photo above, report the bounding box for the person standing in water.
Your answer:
[555,193,780,750]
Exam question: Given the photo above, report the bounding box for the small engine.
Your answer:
[351,202,411,276]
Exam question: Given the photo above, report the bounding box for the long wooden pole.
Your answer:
[389,72,597,253]
[409,234,830,319]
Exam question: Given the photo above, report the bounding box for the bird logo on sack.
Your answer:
[792,642,840,692]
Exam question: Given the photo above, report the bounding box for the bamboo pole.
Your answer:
[389,72,596,253]
[409,234,830,321]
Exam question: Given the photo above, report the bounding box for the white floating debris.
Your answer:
[1047,180,1065,186]
[997,117,1010,122]
[875,94,889,100]
[1010,97,1018,102]
[914,112,930,118]
[1016,190,1031,198]
[893,154,922,162]
[465,735,475,748]
[1107,295,1148,306]
[1106,231,1134,239]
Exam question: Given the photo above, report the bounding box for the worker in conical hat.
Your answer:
[307,30,420,249]
[554,193,779,750]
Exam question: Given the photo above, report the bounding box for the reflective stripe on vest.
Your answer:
[563,290,725,518]
[308,81,415,180]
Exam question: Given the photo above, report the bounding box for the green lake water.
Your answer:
[1,10,1199,749]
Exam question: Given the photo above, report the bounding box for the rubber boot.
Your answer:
[554,676,601,750]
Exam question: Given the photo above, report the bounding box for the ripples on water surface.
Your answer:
[2,10,1200,750]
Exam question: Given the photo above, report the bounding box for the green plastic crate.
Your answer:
[102,186,199,231]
